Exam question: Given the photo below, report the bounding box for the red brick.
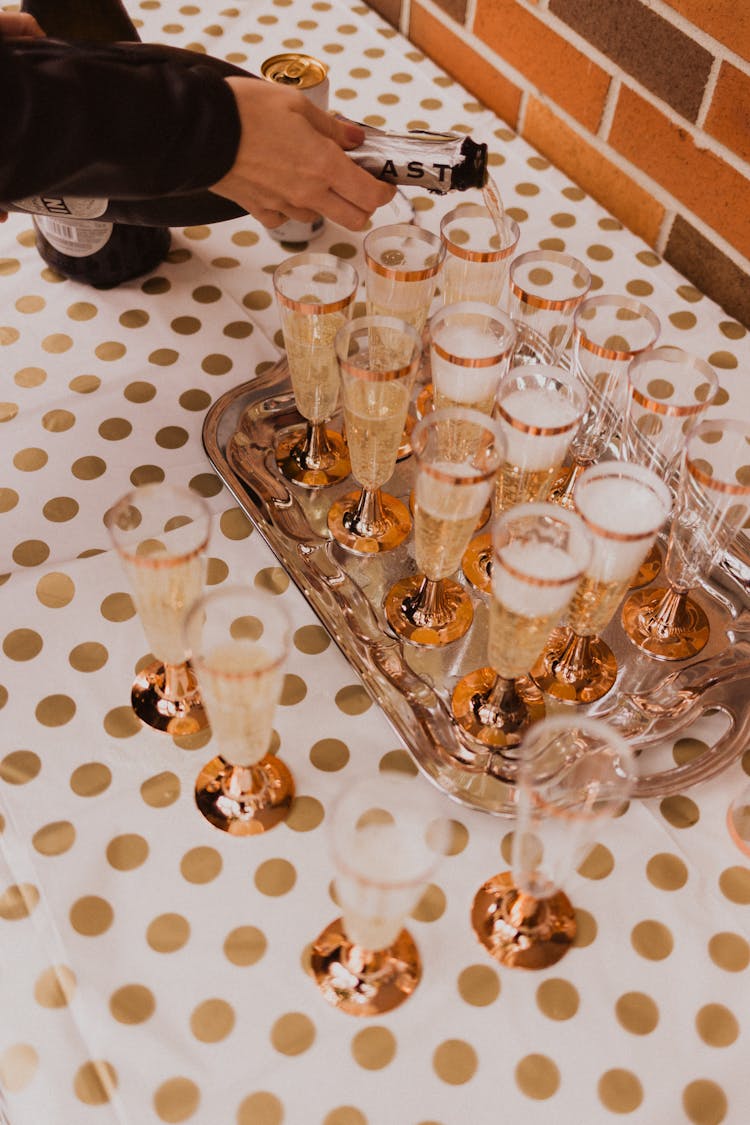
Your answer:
[705,63,750,165]
[523,98,665,246]
[409,3,523,128]
[473,0,611,132]
[662,0,750,63]
[366,0,403,28]
[610,85,750,259]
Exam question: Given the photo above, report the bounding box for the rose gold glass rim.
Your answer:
[685,419,750,496]
[576,497,667,543]
[274,289,357,316]
[440,204,518,262]
[574,464,671,542]
[629,384,714,417]
[339,358,420,383]
[509,250,592,311]
[365,255,444,282]
[106,484,211,568]
[492,549,586,589]
[574,296,661,361]
[509,284,588,313]
[432,338,508,367]
[412,406,505,483]
[273,252,359,313]
[192,647,288,684]
[686,459,750,496]
[364,222,445,281]
[417,459,499,488]
[115,534,210,570]
[496,399,582,437]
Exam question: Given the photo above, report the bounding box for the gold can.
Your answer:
[261,53,330,111]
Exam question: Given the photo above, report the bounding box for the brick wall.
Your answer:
[367,0,750,327]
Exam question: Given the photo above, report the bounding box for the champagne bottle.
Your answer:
[20,0,172,288]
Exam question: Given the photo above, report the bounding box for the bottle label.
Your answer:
[34,215,113,258]
[13,195,109,219]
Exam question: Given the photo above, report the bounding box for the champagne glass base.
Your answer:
[275,427,351,489]
[461,532,492,593]
[311,917,421,1015]
[471,871,576,969]
[620,587,710,661]
[530,628,618,705]
[628,542,663,589]
[195,754,294,836]
[328,491,411,555]
[131,660,208,735]
[415,383,434,419]
[451,667,545,748]
[384,575,474,646]
[396,413,415,462]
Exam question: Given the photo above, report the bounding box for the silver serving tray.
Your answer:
[202,361,750,815]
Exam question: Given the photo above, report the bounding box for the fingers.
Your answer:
[0,13,45,36]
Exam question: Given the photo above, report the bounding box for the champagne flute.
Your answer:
[311,772,449,1015]
[273,252,358,488]
[105,483,210,735]
[328,315,422,554]
[548,294,661,509]
[471,715,635,969]
[452,503,590,762]
[621,419,750,661]
[440,202,520,306]
[421,300,516,418]
[532,461,672,704]
[185,586,294,835]
[727,782,750,857]
[507,249,591,367]
[462,363,586,593]
[384,407,504,647]
[620,345,719,588]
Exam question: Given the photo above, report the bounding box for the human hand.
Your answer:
[0,13,45,37]
[211,77,396,230]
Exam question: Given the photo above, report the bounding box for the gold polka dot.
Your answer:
[379,749,418,776]
[696,1003,739,1047]
[660,794,700,828]
[719,865,750,903]
[0,883,39,920]
[43,332,73,353]
[95,341,126,362]
[224,925,267,967]
[34,964,76,1008]
[70,895,113,936]
[110,984,155,1024]
[103,706,142,738]
[141,771,181,808]
[682,1079,728,1124]
[147,913,190,953]
[708,931,750,972]
[3,628,43,661]
[172,727,212,752]
[71,455,106,480]
[99,417,132,441]
[35,693,75,726]
[286,795,324,832]
[70,374,100,393]
[1,402,19,423]
[43,495,79,522]
[180,846,222,884]
[457,964,500,1006]
[255,858,296,896]
[153,1076,200,1122]
[352,1026,397,1070]
[107,834,149,871]
[0,1044,38,1092]
[536,978,580,1021]
[254,566,289,595]
[432,1038,478,1085]
[202,352,234,374]
[310,737,349,771]
[412,882,446,922]
[237,1092,284,1125]
[67,301,97,321]
[42,408,75,432]
[69,641,108,672]
[131,464,165,487]
[70,762,112,797]
[100,591,136,622]
[335,684,372,715]
[598,1069,643,1113]
[190,998,235,1043]
[672,736,707,766]
[36,571,75,608]
[0,257,20,275]
[14,446,46,470]
[155,425,188,449]
[615,991,659,1034]
[515,1053,559,1099]
[33,820,76,856]
[119,308,149,328]
[171,315,202,336]
[708,350,737,370]
[293,624,330,654]
[179,388,211,412]
[631,919,673,960]
[279,673,307,706]
[646,852,688,890]
[270,1012,316,1056]
[13,539,50,567]
[0,750,41,785]
[149,347,178,365]
[0,486,18,512]
[124,380,156,404]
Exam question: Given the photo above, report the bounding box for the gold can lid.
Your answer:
[261,53,329,89]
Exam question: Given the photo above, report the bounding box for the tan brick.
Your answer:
[523,98,665,246]
[610,86,750,259]
[662,0,750,63]
[705,63,750,165]
[473,0,611,132]
[409,3,523,128]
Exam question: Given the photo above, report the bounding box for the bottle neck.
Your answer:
[20,0,141,42]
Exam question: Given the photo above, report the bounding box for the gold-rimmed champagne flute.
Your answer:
[462,363,586,592]
[185,585,294,835]
[327,315,422,553]
[452,503,590,761]
[621,346,719,588]
[311,772,449,1015]
[507,249,591,367]
[532,461,671,703]
[440,203,520,306]
[621,419,750,661]
[105,483,210,735]
[273,252,358,488]
[548,294,661,508]
[384,407,504,646]
[471,715,635,969]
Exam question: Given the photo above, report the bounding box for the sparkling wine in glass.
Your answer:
[105,483,210,735]
[507,250,591,367]
[185,586,294,835]
[273,252,358,488]
[328,315,422,554]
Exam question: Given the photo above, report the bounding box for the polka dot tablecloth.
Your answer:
[1,2,750,1124]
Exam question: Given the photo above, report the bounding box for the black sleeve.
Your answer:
[0,36,245,201]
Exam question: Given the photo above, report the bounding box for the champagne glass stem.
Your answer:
[474,673,528,729]
[342,487,388,539]
[222,762,274,808]
[638,584,692,640]
[304,419,334,466]
[341,942,390,979]
[402,576,452,629]
[550,629,592,684]
[550,460,585,510]
[161,660,195,703]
